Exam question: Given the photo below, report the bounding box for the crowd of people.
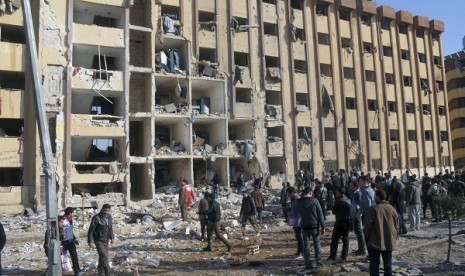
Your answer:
[0,169,464,276]
[278,168,465,274]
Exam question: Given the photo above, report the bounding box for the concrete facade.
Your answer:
[445,50,465,170]
[0,0,453,213]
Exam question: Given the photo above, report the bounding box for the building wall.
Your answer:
[445,51,465,170]
[0,0,454,212]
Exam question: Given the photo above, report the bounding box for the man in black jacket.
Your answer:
[296,187,326,270]
[0,221,6,275]
[203,193,233,252]
[239,191,260,238]
[328,187,351,262]
[88,204,115,276]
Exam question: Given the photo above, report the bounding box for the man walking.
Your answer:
[328,187,351,262]
[287,187,303,259]
[178,179,195,221]
[198,192,210,241]
[88,204,115,276]
[349,181,367,255]
[405,176,422,231]
[364,190,399,276]
[296,187,326,271]
[251,185,265,224]
[63,207,83,276]
[280,182,290,221]
[239,191,260,239]
[203,193,233,252]
[0,221,5,276]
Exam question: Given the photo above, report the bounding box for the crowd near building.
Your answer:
[0,0,455,214]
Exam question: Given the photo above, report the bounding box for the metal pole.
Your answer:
[20,0,61,275]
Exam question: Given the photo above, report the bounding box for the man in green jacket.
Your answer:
[363,190,399,276]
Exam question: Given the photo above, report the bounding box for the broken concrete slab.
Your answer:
[221,220,239,229]
[163,219,182,231]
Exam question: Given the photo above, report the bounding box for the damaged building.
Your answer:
[0,0,453,213]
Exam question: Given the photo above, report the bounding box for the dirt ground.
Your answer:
[2,214,465,275]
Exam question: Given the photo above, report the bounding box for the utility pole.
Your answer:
[20,0,61,275]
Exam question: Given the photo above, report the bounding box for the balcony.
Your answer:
[72,68,123,92]
[294,73,308,91]
[233,32,249,53]
[0,42,25,72]
[233,102,253,119]
[267,140,283,156]
[264,35,279,57]
[0,137,22,167]
[298,142,312,161]
[69,162,126,184]
[70,114,125,137]
[73,23,124,48]
[198,29,216,49]
[0,89,23,119]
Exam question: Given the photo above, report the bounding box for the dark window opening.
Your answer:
[432,31,440,41]
[265,56,279,68]
[433,56,442,66]
[403,76,412,87]
[341,37,353,49]
[0,25,26,44]
[365,70,375,82]
[0,71,25,90]
[405,103,415,114]
[298,127,312,140]
[234,52,249,66]
[368,99,378,111]
[199,11,215,23]
[324,127,336,141]
[291,0,302,9]
[418,53,426,63]
[370,129,380,141]
[438,105,446,116]
[390,130,399,141]
[408,130,417,141]
[296,93,309,107]
[346,98,356,110]
[92,55,117,71]
[320,63,332,77]
[265,90,281,105]
[383,46,393,57]
[440,131,448,142]
[294,60,307,73]
[388,101,397,112]
[316,4,328,16]
[436,81,444,91]
[236,88,252,103]
[93,15,117,27]
[416,28,425,38]
[91,97,115,115]
[425,130,433,141]
[199,47,217,63]
[363,42,373,53]
[420,78,429,90]
[295,27,305,41]
[318,32,330,45]
[263,0,276,4]
[401,50,410,60]
[264,23,278,36]
[380,19,390,30]
[361,14,371,25]
[0,118,23,136]
[385,73,395,85]
[348,128,359,141]
[410,158,418,168]
[339,9,350,21]
[344,67,355,79]
[423,104,431,115]
[398,24,408,34]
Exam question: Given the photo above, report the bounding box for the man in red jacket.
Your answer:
[179,179,195,221]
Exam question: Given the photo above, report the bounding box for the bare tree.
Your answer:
[438,196,465,263]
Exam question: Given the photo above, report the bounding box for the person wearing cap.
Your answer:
[63,207,83,276]
[239,190,260,239]
[203,193,233,252]
[198,192,210,241]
